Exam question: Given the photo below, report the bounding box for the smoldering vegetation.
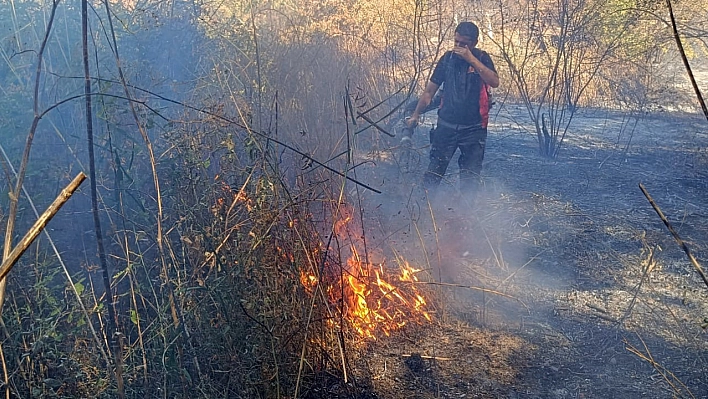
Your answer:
[0,0,707,398]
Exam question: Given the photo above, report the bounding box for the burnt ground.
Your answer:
[347,102,708,398]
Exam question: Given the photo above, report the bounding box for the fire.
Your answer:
[299,219,432,340]
[340,247,431,339]
[299,269,318,295]
[211,181,254,216]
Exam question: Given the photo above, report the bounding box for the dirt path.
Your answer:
[353,103,708,398]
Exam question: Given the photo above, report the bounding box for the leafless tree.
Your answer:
[486,0,642,157]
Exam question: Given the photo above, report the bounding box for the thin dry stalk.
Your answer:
[1,0,61,312]
[492,248,548,290]
[0,173,86,280]
[329,165,355,382]
[639,183,708,289]
[83,0,123,395]
[482,224,506,272]
[294,289,317,398]
[0,144,109,365]
[0,337,7,399]
[249,0,263,128]
[666,0,708,121]
[399,353,451,361]
[102,0,206,392]
[424,199,442,282]
[624,334,696,399]
[291,169,356,397]
[293,218,332,398]
[417,281,526,309]
[621,245,656,322]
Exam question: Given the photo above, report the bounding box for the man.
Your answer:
[407,21,499,194]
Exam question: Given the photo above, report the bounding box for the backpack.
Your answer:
[486,85,494,110]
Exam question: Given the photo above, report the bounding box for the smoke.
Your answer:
[354,135,565,330]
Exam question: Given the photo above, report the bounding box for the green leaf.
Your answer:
[74,282,85,296]
[130,309,139,325]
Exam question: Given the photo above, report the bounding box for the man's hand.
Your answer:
[452,45,476,64]
[405,115,419,129]
[453,45,500,88]
[405,80,440,131]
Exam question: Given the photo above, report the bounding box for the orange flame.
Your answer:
[300,269,318,295]
[299,218,432,339]
[340,257,431,339]
[294,203,433,340]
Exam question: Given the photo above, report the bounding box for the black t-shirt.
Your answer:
[430,49,496,126]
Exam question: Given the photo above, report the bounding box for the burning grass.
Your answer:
[301,243,432,341]
[168,163,438,397]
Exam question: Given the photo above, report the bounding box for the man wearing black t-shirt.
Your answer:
[407,21,499,194]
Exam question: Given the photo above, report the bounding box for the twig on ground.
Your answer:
[398,354,452,361]
[497,248,549,288]
[624,334,696,399]
[620,245,656,322]
[415,281,529,312]
[588,311,617,324]
[585,303,609,314]
[639,183,708,290]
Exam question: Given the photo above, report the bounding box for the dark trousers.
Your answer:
[423,123,487,193]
